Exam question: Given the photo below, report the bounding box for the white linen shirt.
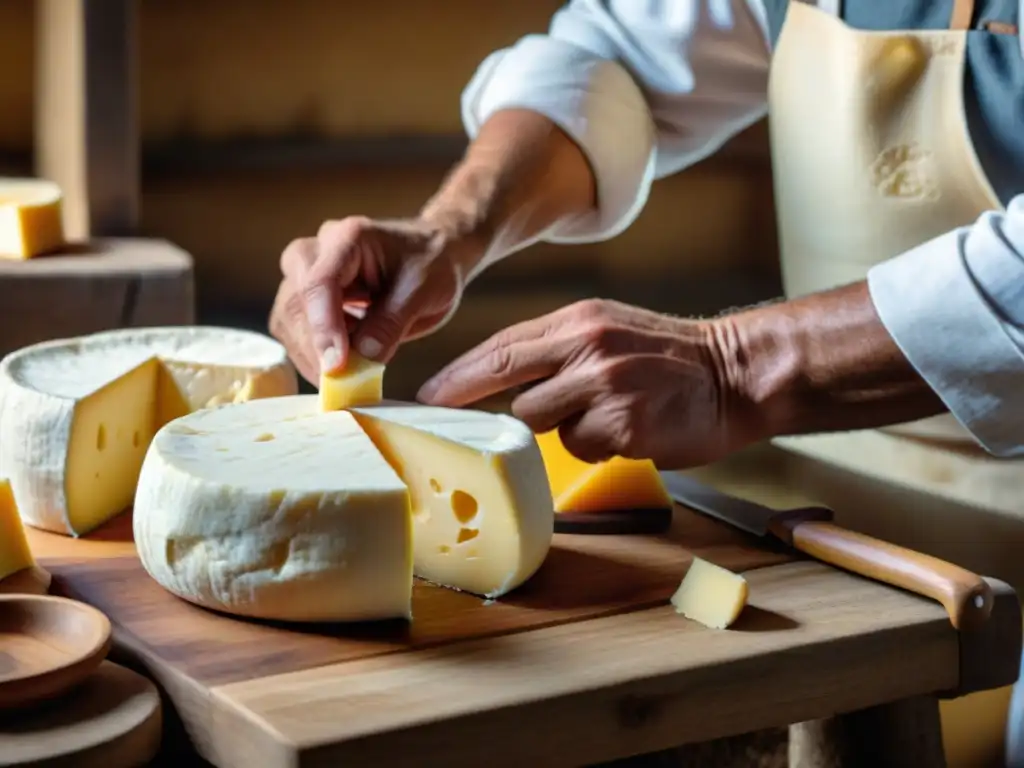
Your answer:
[459,0,1024,457]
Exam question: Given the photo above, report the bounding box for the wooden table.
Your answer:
[24,444,1022,768]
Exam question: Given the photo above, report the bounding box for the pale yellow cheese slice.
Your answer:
[0,178,64,259]
[318,352,386,411]
[670,557,749,630]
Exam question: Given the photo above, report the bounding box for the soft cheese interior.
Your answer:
[133,395,555,622]
[0,327,298,536]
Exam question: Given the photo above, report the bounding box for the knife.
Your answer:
[661,472,993,631]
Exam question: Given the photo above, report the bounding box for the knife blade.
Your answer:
[661,471,993,631]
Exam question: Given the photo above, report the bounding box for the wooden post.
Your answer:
[35,0,139,239]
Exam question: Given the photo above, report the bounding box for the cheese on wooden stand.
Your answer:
[0,327,298,537]
[0,178,64,259]
[534,429,673,514]
[133,395,554,622]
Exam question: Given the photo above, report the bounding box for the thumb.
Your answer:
[352,260,445,363]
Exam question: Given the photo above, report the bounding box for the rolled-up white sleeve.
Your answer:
[460,0,771,245]
[868,195,1024,457]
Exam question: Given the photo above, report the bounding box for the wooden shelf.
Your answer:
[1,121,770,183]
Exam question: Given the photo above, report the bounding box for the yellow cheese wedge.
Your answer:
[0,178,65,259]
[0,327,298,537]
[534,429,673,514]
[0,479,37,581]
[319,352,386,411]
[670,557,748,630]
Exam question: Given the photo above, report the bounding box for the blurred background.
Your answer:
[0,0,781,398]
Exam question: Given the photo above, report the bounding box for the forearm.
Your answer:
[711,281,946,437]
[419,109,597,279]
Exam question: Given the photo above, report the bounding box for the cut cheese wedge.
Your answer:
[670,557,748,630]
[0,479,36,581]
[0,178,65,259]
[535,429,673,514]
[0,327,298,537]
[133,395,554,622]
[318,352,385,411]
[350,402,554,599]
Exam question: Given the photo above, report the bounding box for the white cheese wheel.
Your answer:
[0,326,297,536]
[133,396,554,622]
[134,396,412,623]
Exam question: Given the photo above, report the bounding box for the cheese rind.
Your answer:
[0,479,35,581]
[134,396,413,622]
[352,402,554,598]
[670,557,748,630]
[535,430,673,514]
[133,396,554,621]
[0,178,64,259]
[318,352,385,411]
[0,326,298,536]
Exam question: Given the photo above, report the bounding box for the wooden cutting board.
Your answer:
[27,504,794,689]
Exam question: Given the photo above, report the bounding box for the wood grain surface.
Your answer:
[0,238,195,360]
[29,504,794,688]
[20,445,1022,767]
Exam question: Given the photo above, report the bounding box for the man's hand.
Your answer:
[270,216,473,384]
[417,299,761,468]
[416,285,947,469]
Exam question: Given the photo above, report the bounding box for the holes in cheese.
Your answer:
[670,557,748,630]
[318,352,386,411]
[0,178,64,259]
[350,403,553,599]
[0,327,298,537]
[133,396,555,622]
[534,430,672,514]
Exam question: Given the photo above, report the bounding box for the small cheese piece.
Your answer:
[352,402,554,598]
[670,557,748,630]
[0,326,298,536]
[318,352,385,411]
[0,178,64,259]
[535,430,673,514]
[133,396,554,621]
[134,397,413,622]
[0,479,36,581]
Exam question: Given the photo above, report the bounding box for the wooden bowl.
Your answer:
[0,595,112,711]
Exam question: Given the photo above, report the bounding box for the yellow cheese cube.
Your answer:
[0,178,64,259]
[534,429,673,514]
[0,478,36,581]
[670,557,748,629]
[319,352,386,411]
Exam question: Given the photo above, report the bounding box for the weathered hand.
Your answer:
[270,216,471,384]
[417,299,759,468]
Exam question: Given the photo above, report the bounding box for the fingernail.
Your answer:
[320,344,342,373]
[417,376,440,402]
[358,336,382,360]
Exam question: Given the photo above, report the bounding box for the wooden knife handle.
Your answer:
[776,518,993,631]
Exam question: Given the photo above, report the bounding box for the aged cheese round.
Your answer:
[133,395,554,622]
[0,326,297,536]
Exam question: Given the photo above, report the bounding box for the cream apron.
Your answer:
[764,4,1024,761]
[770,0,1004,444]
[768,0,1024,525]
